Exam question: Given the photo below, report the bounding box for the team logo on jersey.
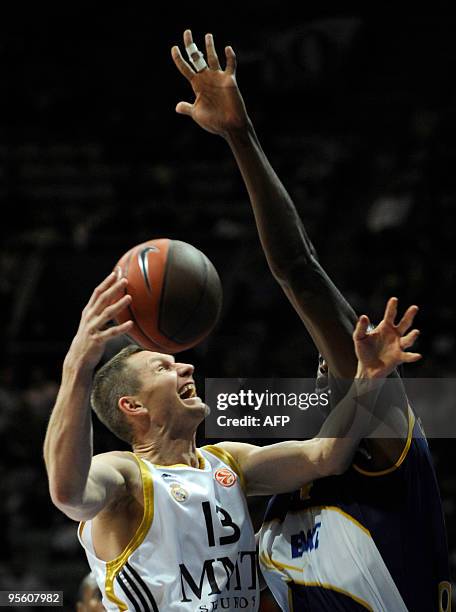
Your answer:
[291,522,321,558]
[215,468,237,487]
[162,473,185,486]
[170,483,189,502]
[161,473,177,480]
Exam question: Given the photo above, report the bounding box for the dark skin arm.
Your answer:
[172,31,418,467]
[219,298,421,493]
[225,123,360,380]
[172,30,357,379]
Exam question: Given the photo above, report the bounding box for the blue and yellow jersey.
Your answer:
[259,411,451,611]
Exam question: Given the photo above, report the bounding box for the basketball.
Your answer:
[113,238,223,353]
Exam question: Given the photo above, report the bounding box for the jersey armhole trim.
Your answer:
[202,444,246,490]
[104,452,154,611]
[353,405,415,477]
[438,580,452,612]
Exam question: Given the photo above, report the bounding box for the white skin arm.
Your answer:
[43,272,137,521]
[218,383,377,496]
[216,298,421,496]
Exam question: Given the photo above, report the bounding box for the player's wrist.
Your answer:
[355,364,386,383]
[63,351,97,381]
[224,116,254,145]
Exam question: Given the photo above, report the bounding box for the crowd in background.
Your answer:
[1,8,455,609]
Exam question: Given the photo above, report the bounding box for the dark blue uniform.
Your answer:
[263,411,451,611]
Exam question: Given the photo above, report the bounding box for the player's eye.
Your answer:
[157,363,171,372]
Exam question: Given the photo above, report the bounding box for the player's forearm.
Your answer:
[226,121,317,280]
[316,368,383,475]
[226,121,358,376]
[44,358,94,506]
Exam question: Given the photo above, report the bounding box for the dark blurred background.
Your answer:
[1,5,455,610]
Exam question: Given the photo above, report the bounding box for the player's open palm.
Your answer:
[353,297,421,379]
[172,29,248,137]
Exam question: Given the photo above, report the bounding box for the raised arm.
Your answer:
[172,30,358,377]
[217,298,421,496]
[43,272,137,521]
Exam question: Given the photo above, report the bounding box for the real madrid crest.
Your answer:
[169,483,189,502]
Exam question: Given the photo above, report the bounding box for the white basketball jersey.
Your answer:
[78,446,259,611]
[259,505,408,611]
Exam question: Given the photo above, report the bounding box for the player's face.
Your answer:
[127,351,208,426]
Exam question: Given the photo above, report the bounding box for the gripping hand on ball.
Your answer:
[172,29,249,138]
[67,272,133,371]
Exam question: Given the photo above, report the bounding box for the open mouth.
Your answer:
[178,382,197,400]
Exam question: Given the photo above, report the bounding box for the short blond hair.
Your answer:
[91,344,143,444]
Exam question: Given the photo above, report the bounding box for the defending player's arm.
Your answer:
[215,298,421,496]
[172,31,416,471]
[43,272,137,521]
[171,30,358,378]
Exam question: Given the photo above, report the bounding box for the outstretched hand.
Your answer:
[171,29,249,137]
[353,297,421,379]
[66,272,133,371]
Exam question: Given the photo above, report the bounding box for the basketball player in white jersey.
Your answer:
[171,30,451,611]
[44,266,419,611]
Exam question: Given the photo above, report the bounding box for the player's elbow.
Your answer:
[272,254,322,291]
[48,482,93,521]
[49,483,77,512]
[50,487,100,522]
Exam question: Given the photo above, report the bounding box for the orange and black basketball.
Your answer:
[114,238,222,353]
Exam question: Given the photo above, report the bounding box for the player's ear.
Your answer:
[118,396,147,416]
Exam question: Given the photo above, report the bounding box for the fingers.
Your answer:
[183,29,208,73]
[175,101,194,116]
[383,297,419,335]
[92,293,132,330]
[400,328,420,350]
[399,328,421,361]
[171,45,195,82]
[92,276,128,315]
[383,296,398,326]
[183,28,194,48]
[205,33,221,70]
[397,304,419,335]
[225,45,237,75]
[86,271,118,309]
[353,314,371,341]
[98,320,134,341]
[400,351,422,363]
[173,30,235,78]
